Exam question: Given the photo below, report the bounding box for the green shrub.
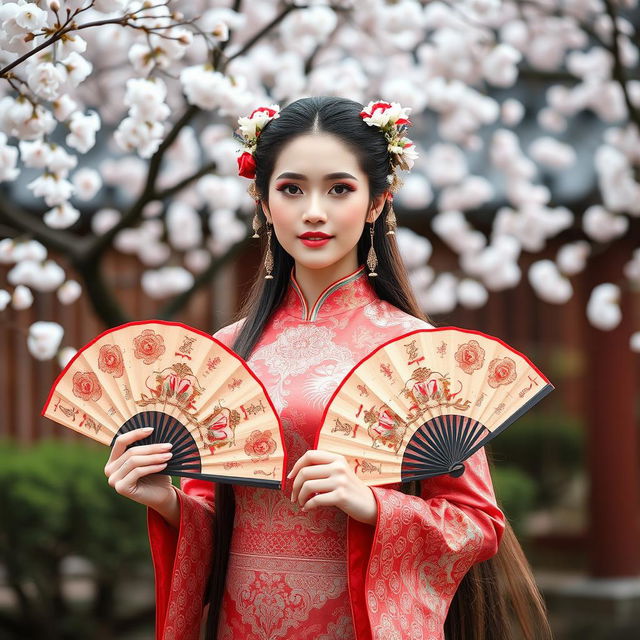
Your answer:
[487,412,584,506]
[491,465,537,536]
[0,438,154,639]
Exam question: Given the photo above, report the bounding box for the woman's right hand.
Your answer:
[104,426,175,510]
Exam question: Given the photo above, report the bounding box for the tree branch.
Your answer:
[157,232,252,319]
[0,190,82,256]
[151,161,217,201]
[81,103,201,261]
[224,3,299,64]
[70,252,129,328]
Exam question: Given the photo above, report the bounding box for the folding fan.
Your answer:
[315,327,553,486]
[42,320,286,489]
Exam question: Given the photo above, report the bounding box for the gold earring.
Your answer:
[367,221,378,277]
[264,222,274,279]
[386,200,397,235]
[252,211,261,238]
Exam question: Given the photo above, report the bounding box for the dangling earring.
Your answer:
[367,221,378,277]
[385,198,397,235]
[249,183,262,239]
[264,222,274,279]
[252,211,261,238]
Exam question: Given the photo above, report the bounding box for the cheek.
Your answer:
[338,194,369,228]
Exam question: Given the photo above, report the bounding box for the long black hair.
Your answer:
[203,96,551,640]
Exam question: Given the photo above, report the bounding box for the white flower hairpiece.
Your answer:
[235,104,281,179]
[360,100,418,191]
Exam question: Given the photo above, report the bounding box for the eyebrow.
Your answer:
[275,172,359,181]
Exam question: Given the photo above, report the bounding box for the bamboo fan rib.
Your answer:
[42,320,286,489]
[315,327,554,486]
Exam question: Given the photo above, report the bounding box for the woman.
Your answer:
[105,96,551,640]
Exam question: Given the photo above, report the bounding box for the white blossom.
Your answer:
[12,284,33,310]
[630,332,640,353]
[9,259,65,292]
[28,174,75,207]
[529,137,576,169]
[58,346,77,369]
[92,208,121,234]
[19,139,51,168]
[57,280,82,305]
[66,110,101,153]
[557,241,590,275]
[0,289,10,311]
[395,227,432,269]
[396,173,433,210]
[0,133,19,181]
[166,201,202,251]
[27,321,64,361]
[43,201,81,229]
[72,167,102,200]
[141,266,195,299]
[587,283,621,331]
[528,260,573,304]
[457,279,488,308]
[13,240,47,262]
[62,52,93,87]
[583,205,629,242]
[27,62,67,101]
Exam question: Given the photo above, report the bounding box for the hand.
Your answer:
[104,427,176,510]
[287,450,378,525]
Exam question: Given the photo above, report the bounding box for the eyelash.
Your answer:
[276,183,355,196]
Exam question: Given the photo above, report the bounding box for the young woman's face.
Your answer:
[261,133,386,274]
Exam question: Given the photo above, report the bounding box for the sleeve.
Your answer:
[346,447,505,640]
[146,319,245,640]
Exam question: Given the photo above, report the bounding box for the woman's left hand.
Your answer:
[287,449,378,525]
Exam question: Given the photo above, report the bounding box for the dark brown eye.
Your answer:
[331,184,354,195]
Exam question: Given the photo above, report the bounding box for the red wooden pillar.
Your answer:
[586,243,640,577]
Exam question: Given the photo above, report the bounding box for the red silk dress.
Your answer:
[147,264,506,640]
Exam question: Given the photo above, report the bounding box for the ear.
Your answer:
[259,199,272,224]
[366,191,390,224]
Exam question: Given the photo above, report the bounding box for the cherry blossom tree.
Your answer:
[0,0,639,365]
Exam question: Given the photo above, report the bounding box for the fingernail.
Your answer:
[286,471,292,479]
[143,427,154,432]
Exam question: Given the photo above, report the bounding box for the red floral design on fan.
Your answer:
[244,429,277,460]
[454,340,485,374]
[487,356,517,388]
[97,344,124,377]
[72,371,102,401]
[133,329,165,364]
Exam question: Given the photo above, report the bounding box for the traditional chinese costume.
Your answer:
[147,264,506,640]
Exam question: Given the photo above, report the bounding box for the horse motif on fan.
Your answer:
[316,327,554,486]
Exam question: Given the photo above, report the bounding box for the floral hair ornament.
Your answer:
[359,100,419,193]
[359,100,418,240]
[235,104,281,180]
[234,103,280,278]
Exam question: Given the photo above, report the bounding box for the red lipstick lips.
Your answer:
[298,231,333,247]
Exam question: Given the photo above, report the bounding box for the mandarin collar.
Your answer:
[280,264,378,321]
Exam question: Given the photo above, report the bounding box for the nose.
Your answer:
[302,190,328,223]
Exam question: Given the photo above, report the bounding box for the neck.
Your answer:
[293,255,360,310]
